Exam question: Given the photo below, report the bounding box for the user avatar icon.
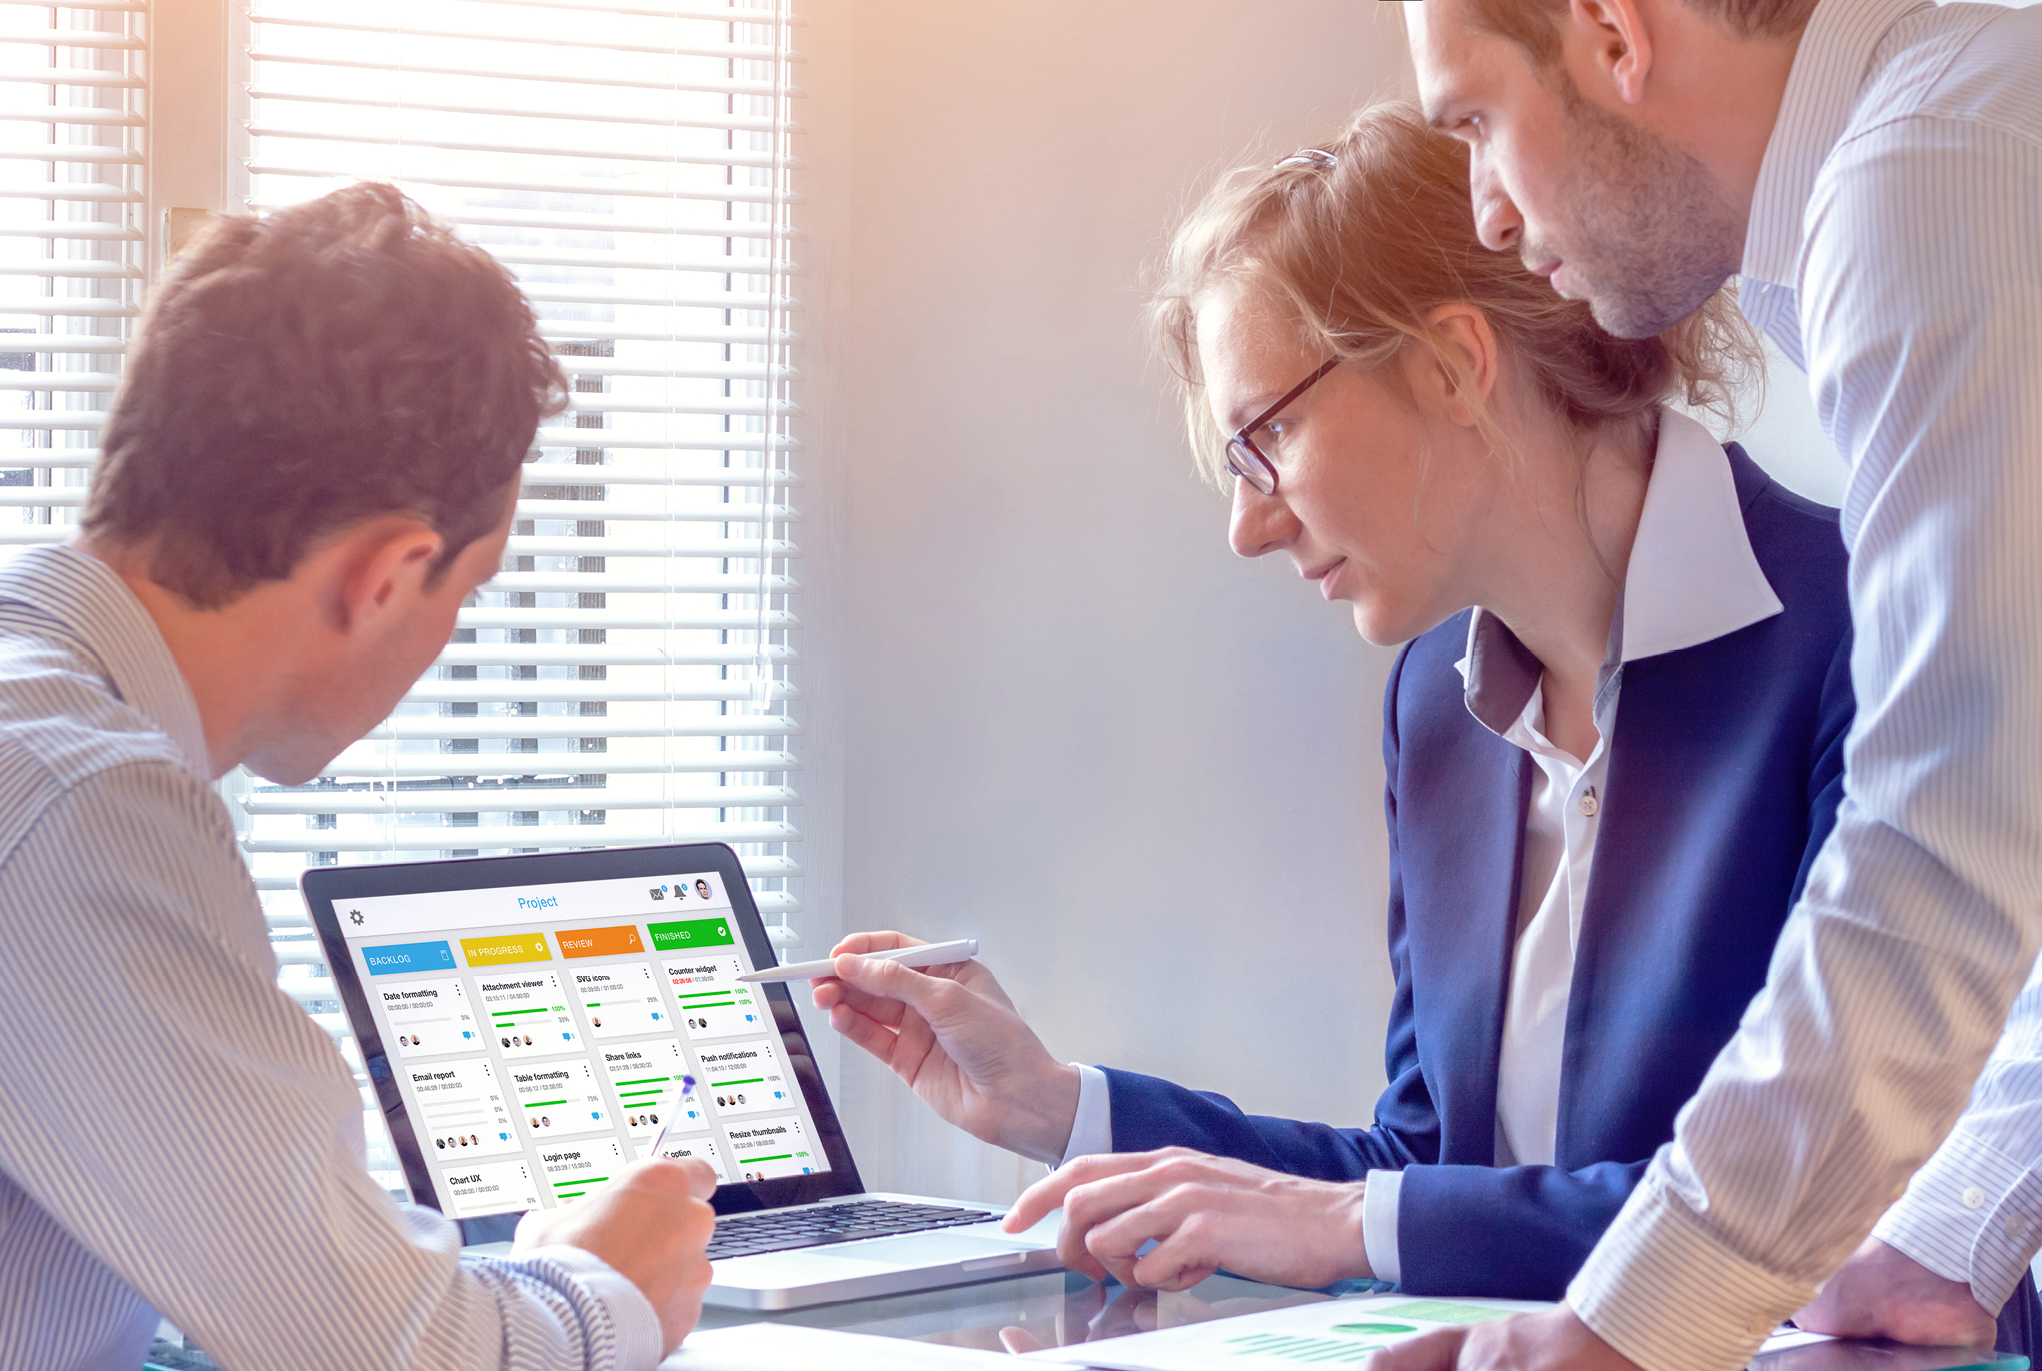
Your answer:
[435,1138,445,1150]
[592,1017,602,1028]
[695,879,711,899]
[522,1035,533,1045]
[501,1037,511,1048]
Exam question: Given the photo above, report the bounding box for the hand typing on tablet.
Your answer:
[1001,1147,1371,1291]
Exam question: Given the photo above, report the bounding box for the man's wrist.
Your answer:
[1569,1175,1810,1371]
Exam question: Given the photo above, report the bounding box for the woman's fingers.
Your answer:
[998,1326,1047,1355]
[811,976,909,1029]
[1081,1185,1220,1289]
[828,929,925,958]
[1052,1152,1225,1285]
[1005,1152,1175,1233]
[825,1002,900,1067]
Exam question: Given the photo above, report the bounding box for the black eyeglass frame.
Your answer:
[1224,357,1342,496]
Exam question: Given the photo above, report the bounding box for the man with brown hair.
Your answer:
[1379,3,2042,1371]
[0,183,715,1370]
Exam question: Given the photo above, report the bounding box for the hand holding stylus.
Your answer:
[809,931,1082,1165]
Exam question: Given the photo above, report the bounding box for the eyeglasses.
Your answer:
[1224,358,1341,497]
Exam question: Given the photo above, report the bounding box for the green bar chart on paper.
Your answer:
[1068,1296,1556,1371]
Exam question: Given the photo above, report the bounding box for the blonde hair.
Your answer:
[1150,102,1761,487]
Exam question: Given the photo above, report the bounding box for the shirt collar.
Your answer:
[1741,0,1929,290]
[1457,409,1785,737]
[0,544,211,776]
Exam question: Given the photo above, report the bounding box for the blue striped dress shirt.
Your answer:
[0,545,662,1370]
[1564,4,2042,1370]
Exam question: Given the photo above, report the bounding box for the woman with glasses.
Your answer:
[809,104,2036,1345]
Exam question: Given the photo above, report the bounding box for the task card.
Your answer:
[379,976,482,1058]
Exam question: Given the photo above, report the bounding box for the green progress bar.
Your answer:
[620,1091,663,1101]
[712,1077,763,1086]
[740,1153,791,1163]
[555,1190,586,1200]
[678,991,738,1001]
[524,1099,567,1107]
[1372,1301,1518,1325]
[585,1002,602,1008]
[687,1000,737,1009]
[1228,1334,1380,1362]
[614,1076,670,1088]
[491,1008,547,1018]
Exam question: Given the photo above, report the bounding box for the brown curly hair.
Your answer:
[85,182,566,608]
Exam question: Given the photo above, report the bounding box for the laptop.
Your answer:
[304,842,1062,1310]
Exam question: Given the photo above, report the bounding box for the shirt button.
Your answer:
[1579,788,1600,817]
[1963,1186,1987,1209]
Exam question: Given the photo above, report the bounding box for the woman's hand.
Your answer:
[810,931,1081,1163]
[1001,1147,1373,1292]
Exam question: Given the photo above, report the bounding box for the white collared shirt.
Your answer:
[0,547,661,1371]
[1568,5,2042,1370]
[1060,411,1786,1288]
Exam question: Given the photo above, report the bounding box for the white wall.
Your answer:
[799,0,1414,1202]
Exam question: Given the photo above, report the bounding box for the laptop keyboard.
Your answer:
[706,1199,999,1260]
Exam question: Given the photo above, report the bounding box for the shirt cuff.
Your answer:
[1872,1123,2042,1313]
[1362,1168,1404,1284]
[1568,1174,1811,1371]
[1060,1064,1112,1166]
[516,1244,665,1370]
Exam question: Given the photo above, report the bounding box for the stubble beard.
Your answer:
[1534,84,1744,340]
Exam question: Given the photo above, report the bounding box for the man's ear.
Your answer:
[320,516,446,637]
[1411,302,1501,427]
[1568,0,1654,105]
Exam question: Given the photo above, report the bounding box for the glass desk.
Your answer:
[146,1270,1336,1368]
[696,1269,1340,1357]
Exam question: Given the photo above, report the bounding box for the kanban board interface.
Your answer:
[339,871,830,1218]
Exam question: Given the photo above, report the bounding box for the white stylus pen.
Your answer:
[734,938,980,984]
[644,1072,698,1161]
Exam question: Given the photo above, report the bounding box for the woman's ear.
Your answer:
[1408,302,1500,427]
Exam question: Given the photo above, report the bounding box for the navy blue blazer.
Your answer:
[1106,445,1854,1299]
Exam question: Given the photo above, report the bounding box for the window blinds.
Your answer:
[0,2,143,551]
[234,0,803,1192]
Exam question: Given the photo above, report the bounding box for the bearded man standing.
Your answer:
[1378,4,2042,1371]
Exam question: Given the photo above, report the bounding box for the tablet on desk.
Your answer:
[1752,1340,2028,1371]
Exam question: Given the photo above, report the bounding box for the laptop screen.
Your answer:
[333,865,834,1220]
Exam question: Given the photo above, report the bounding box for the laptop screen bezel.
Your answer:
[304,843,865,1227]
